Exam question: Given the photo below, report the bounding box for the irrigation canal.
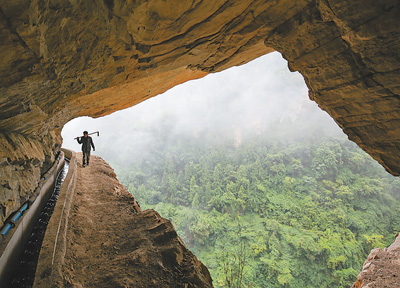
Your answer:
[9,160,70,288]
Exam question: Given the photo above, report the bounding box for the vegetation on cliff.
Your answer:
[115,121,400,287]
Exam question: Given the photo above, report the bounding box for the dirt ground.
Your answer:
[36,153,212,288]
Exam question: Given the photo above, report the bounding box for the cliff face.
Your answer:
[0,0,399,233]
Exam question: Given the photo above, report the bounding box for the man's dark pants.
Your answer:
[83,150,91,165]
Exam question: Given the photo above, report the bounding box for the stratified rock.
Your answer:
[0,0,399,231]
[0,131,59,225]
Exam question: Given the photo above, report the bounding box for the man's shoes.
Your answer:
[83,163,86,167]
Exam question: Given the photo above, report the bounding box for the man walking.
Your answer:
[77,131,95,167]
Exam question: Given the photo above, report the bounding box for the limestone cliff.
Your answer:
[0,0,399,245]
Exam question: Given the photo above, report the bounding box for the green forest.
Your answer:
[114,121,400,288]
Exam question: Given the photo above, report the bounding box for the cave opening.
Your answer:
[60,52,400,287]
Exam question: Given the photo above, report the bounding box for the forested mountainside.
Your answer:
[114,121,400,288]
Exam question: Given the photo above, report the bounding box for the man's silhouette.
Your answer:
[77,131,95,167]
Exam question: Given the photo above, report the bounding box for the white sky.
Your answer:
[62,52,340,161]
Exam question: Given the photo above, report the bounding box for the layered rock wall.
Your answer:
[0,1,399,228]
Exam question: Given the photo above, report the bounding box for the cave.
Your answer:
[0,0,399,285]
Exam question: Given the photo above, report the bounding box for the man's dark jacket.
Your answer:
[77,136,95,152]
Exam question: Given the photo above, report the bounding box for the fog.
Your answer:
[62,52,345,165]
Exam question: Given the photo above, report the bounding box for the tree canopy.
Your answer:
[114,120,400,288]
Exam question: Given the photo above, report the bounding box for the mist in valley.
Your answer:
[62,52,345,165]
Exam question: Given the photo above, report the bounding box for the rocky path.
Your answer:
[35,153,212,288]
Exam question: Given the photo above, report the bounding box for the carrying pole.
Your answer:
[74,131,100,140]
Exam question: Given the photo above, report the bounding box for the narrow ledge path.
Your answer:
[34,153,212,288]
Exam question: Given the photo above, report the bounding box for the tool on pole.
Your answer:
[74,131,100,140]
